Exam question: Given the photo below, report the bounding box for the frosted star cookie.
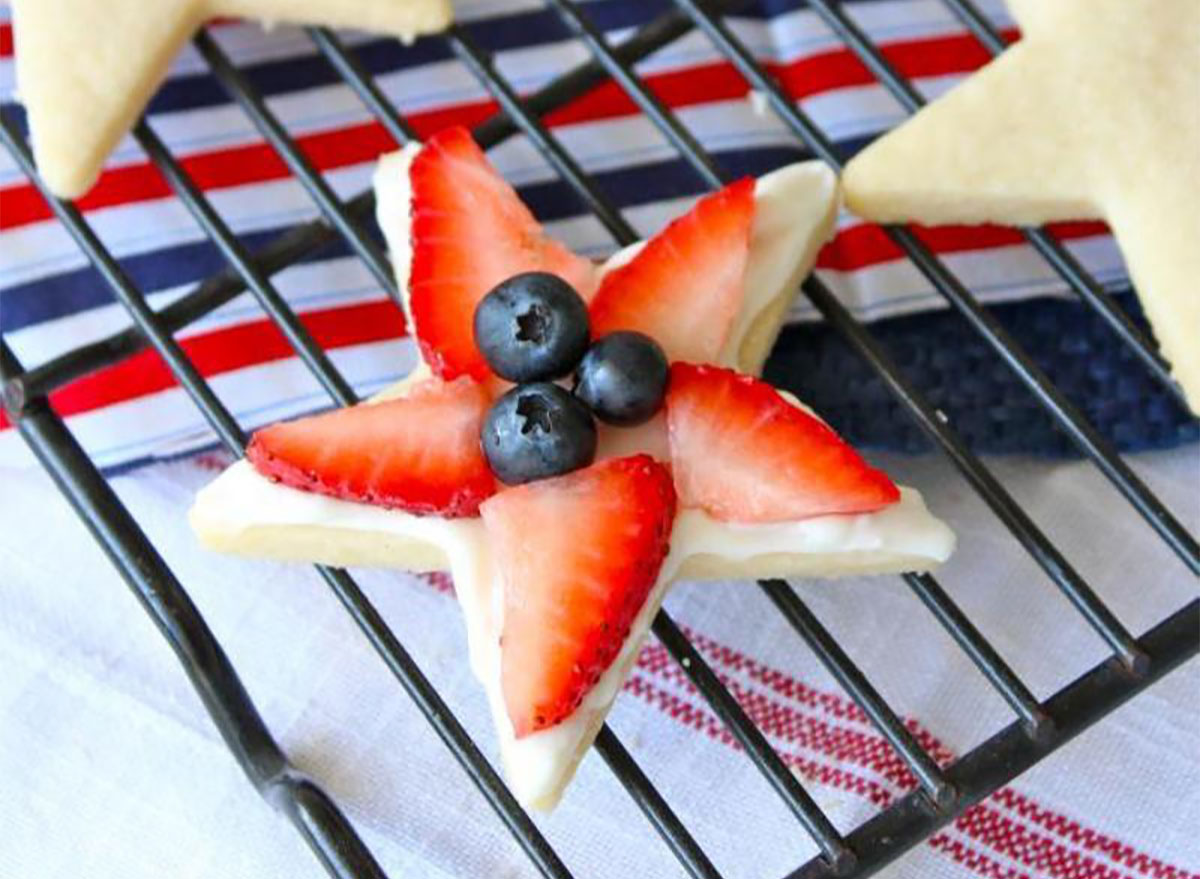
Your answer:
[841,0,1200,414]
[10,0,452,198]
[191,127,955,808]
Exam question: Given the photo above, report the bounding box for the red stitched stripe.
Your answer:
[989,790,1200,879]
[929,833,1035,879]
[639,644,921,790]
[682,628,959,762]
[640,658,1166,879]
[954,807,1131,879]
[676,630,1193,878]
[623,672,896,807]
[632,665,1145,879]
[655,643,1189,878]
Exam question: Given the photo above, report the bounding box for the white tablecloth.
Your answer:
[1,442,1196,879]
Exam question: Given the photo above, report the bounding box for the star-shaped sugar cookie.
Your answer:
[842,0,1200,414]
[10,0,452,198]
[190,128,955,808]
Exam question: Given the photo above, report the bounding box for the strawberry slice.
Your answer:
[408,126,597,381]
[589,178,755,363]
[246,377,495,517]
[666,363,900,522]
[480,455,676,737]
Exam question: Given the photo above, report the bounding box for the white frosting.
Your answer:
[193,148,946,808]
[374,143,423,328]
[672,492,954,562]
[724,163,838,367]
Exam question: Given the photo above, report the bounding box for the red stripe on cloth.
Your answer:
[769,28,1009,98]
[817,221,1111,273]
[954,807,1133,879]
[928,833,1037,879]
[623,672,897,807]
[647,626,1188,878]
[0,101,502,230]
[0,29,1019,231]
[0,118,401,230]
[628,668,1098,879]
[637,630,870,722]
[0,299,406,431]
[640,643,923,790]
[990,790,1200,879]
[640,654,1180,879]
[684,627,959,762]
[543,28,1016,128]
[0,18,326,63]
[681,637,1190,878]
[682,630,1191,877]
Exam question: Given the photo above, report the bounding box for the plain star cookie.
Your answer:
[190,127,955,808]
[10,0,452,198]
[841,0,1200,415]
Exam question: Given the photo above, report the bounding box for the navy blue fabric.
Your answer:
[764,291,1199,456]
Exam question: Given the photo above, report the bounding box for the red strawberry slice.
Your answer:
[408,126,597,381]
[666,363,900,522]
[589,178,755,363]
[246,377,495,517]
[480,455,676,737]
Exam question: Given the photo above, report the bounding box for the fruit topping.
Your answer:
[246,377,496,517]
[588,178,755,363]
[574,331,669,426]
[480,455,676,736]
[408,127,596,381]
[473,272,591,383]
[665,363,900,522]
[482,382,598,485]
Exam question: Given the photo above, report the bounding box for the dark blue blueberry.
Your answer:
[574,331,669,426]
[482,382,597,485]
[473,272,590,382]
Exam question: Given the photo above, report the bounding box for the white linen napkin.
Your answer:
[1,442,1195,879]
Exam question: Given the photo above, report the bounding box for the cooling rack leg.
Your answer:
[0,343,387,879]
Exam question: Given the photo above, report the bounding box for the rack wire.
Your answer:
[1,2,1196,877]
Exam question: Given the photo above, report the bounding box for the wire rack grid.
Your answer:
[0,1,1196,878]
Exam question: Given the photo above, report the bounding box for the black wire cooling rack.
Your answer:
[1,2,1197,877]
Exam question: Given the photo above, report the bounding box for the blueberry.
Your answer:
[482,382,597,485]
[473,272,590,382]
[574,331,669,426]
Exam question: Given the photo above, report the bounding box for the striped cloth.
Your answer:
[0,0,1143,472]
